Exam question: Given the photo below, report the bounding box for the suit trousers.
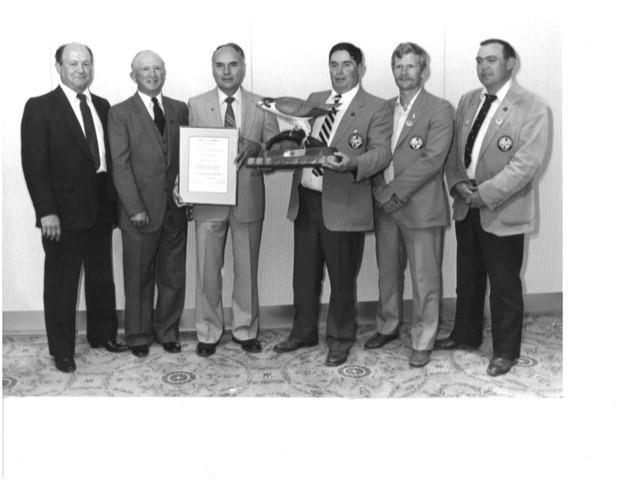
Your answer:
[375,207,443,351]
[42,174,118,358]
[194,214,262,343]
[290,186,365,354]
[121,204,186,347]
[451,208,524,359]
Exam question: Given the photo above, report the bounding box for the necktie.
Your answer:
[464,93,497,168]
[224,96,236,128]
[77,93,100,170]
[318,94,342,146]
[152,97,165,135]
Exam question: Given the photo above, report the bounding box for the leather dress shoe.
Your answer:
[196,342,217,358]
[232,337,262,353]
[434,337,459,349]
[409,349,431,368]
[325,351,348,366]
[364,331,399,349]
[54,357,76,373]
[130,345,149,358]
[89,339,130,353]
[162,342,181,353]
[486,357,516,376]
[274,338,318,353]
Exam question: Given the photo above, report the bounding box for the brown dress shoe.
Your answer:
[408,349,431,368]
[232,337,262,353]
[364,331,399,349]
[486,357,516,376]
[274,338,318,353]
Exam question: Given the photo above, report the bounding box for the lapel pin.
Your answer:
[406,120,413,127]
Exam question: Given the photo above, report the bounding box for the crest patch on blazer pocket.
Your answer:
[348,132,364,149]
[497,135,513,151]
[409,136,424,150]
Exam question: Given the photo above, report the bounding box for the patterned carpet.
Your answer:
[2,314,562,397]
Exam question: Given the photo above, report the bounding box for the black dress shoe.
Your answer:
[89,339,130,353]
[486,357,516,376]
[54,357,76,373]
[364,331,399,349]
[274,338,318,353]
[232,337,262,353]
[196,342,217,358]
[325,351,348,367]
[434,337,459,349]
[162,342,181,353]
[130,345,149,358]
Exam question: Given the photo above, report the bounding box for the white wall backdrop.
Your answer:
[1,0,562,314]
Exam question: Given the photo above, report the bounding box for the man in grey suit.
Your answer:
[366,42,454,368]
[108,50,189,358]
[187,43,279,357]
[274,42,392,367]
[440,39,549,376]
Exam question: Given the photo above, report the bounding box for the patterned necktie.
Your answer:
[152,97,165,135]
[224,96,236,128]
[318,93,342,146]
[77,93,100,170]
[464,93,497,168]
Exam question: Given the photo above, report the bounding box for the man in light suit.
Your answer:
[274,42,392,366]
[365,43,454,368]
[440,39,549,376]
[187,43,279,357]
[109,50,189,358]
[21,43,127,373]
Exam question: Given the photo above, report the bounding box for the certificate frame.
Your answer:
[179,126,238,205]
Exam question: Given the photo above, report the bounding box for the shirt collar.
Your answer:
[60,83,91,102]
[331,84,359,104]
[395,87,422,112]
[481,79,512,103]
[137,90,163,109]
[218,87,242,105]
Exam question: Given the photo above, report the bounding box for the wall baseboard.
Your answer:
[2,292,562,336]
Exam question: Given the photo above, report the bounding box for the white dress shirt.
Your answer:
[217,88,242,128]
[466,79,512,179]
[59,83,106,172]
[383,87,422,183]
[137,90,165,122]
[301,84,360,192]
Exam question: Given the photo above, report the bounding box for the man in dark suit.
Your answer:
[108,50,189,358]
[366,42,454,368]
[187,43,279,358]
[274,42,392,366]
[21,43,128,373]
[441,39,549,376]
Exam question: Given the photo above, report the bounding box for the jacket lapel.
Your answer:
[478,83,521,156]
[131,93,167,160]
[206,88,223,126]
[52,86,91,157]
[332,87,364,146]
[394,89,427,151]
[239,87,255,137]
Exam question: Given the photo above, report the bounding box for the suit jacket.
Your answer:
[287,87,392,232]
[187,87,279,223]
[373,89,453,229]
[445,82,549,236]
[21,86,117,230]
[108,93,188,233]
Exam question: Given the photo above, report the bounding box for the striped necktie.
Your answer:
[224,96,236,128]
[318,93,342,146]
[464,93,497,168]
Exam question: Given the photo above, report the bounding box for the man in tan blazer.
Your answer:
[365,43,454,368]
[274,42,392,367]
[441,39,549,376]
[109,50,189,357]
[187,43,279,357]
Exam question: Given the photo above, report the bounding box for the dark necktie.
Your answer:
[318,93,342,146]
[464,93,497,168]
[224,96,236,128]
[152,97,165,135]
[77,93,100,170]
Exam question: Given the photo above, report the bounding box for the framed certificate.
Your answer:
[179,127,238,205]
